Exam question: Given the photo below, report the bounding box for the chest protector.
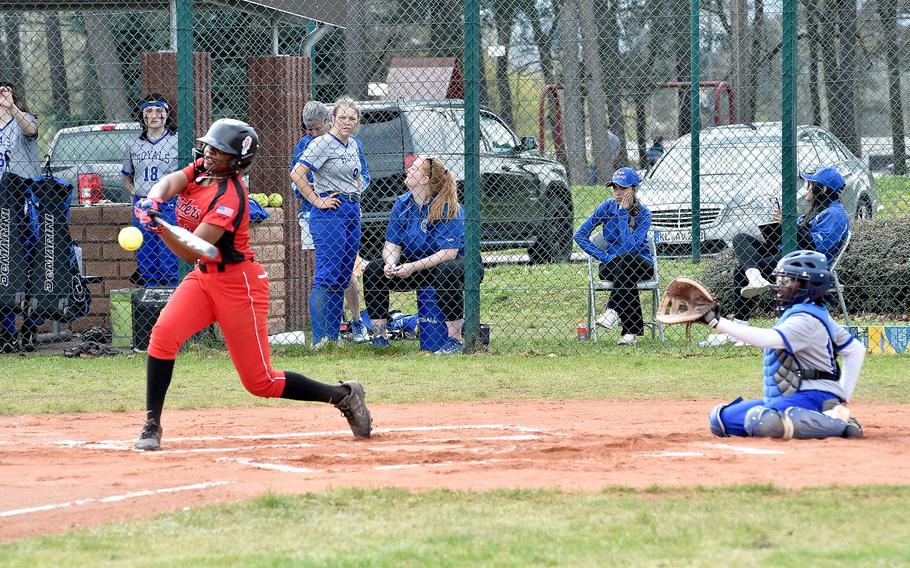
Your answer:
[762,303,840,402]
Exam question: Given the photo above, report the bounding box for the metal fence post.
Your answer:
[690,0,701,263]
[781,0,798,254]
[463,0,481,354]
[176,0,195,165]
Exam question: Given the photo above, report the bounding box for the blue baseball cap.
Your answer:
[800,167,845,193]
[610,167,640,188]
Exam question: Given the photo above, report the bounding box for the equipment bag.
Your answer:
[28,175,90,322]
[0,173,33,312]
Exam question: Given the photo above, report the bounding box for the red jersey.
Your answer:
[175,159,254,264]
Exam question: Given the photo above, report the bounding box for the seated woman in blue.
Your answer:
[363,156,472,354]
[574,167,654,346]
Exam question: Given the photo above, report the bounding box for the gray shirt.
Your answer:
[122,131,179,197]
[0,113,40,179]
[298,133,363,196]
[775,312,857,401]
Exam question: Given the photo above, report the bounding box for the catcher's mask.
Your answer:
[771,250,831,314]
[195,118,259,174]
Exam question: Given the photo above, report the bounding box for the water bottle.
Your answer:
[577,319,589,341]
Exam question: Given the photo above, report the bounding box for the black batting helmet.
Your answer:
[197,119,259,171]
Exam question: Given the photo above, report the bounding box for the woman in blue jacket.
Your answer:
[363,156,471,354]
[574,167,654,346]
[702,166,850,347]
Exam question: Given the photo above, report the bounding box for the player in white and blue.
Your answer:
[701,250,866,439]
[122,94,180,286]
[291,97,368,347]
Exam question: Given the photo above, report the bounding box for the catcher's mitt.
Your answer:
[656,277,717,326]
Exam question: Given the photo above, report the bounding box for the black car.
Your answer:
[355,100,574,263]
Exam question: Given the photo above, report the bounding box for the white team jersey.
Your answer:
[122,131,179,197]
[0,113,40,179]
[299,133,363,196]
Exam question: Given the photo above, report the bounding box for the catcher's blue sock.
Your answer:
[309,287,330,344]
[146,355,175,424]
[281,371,349,404]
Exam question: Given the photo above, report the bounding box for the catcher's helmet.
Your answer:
[771,250,831,313]
[197,119,259,171]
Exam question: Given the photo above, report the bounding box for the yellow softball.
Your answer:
[118,226,144,251]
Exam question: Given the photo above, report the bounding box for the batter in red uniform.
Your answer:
[133,119,371,451]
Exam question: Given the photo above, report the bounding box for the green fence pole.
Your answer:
[781,0,798,254]
[463,0,481,354]
[690,0,701,263]
[176,0,195,165]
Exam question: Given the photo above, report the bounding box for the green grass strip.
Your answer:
[3,486,910,566]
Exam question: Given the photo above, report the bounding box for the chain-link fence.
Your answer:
[1,0,908,356]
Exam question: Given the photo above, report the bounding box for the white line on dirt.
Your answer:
[703,443,786,455]
[49,424,558,451]
[0,481,232,518]
[217,457,321,473]
[641,451,706,458]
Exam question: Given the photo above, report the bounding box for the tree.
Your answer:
[823,0,861,158]
[671,1,692,136]
[557,0,589,185]
[804,0,824,127]
[579,0,613,178]
[1,14,23,90]
[491,0,516,128]
[46,13,71,121]
[84,13,130,120]
[596,0,629,167]
[877,0,906,174]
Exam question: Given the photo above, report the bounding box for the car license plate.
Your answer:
[656,230,704,243]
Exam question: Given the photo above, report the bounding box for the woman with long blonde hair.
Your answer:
[363,155,475,354]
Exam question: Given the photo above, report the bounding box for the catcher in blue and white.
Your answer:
[658,250,865,439]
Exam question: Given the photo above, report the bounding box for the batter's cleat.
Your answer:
[350,320,370,344]
[843,417,864,439]
[595,309,620,330]
[740,268,772,298]
[335,381,372,438]
[135,419,163,451]
[371,336,391,349]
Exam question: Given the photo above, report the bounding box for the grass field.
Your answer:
[4,486,910,567]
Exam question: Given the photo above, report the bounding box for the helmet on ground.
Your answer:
[771,250,831,313]
[197,119,259,171]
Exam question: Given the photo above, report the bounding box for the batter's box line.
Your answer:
[49,424,565,452]
[218,456,534,474]
[638,443,787,458]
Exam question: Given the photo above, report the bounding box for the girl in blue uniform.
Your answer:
[363,156,471,354]
[290,97,366,347]
[574,167,654,346]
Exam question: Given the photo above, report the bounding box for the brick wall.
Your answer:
[67,204,288,335]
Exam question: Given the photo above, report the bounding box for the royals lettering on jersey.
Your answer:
[176,159,253,264]
[122,131,179,197]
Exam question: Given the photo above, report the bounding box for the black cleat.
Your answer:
[334,381,372,438]
[135,419,163,450]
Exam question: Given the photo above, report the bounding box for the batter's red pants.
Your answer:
[148,260,286,398]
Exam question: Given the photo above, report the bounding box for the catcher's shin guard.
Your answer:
[744,406,789,439]
[709,397,742,437]
[782,406,848,440]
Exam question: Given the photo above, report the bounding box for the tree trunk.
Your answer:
[673,1,692,136]
[493,5,515,128]
[743,0,765,122]
[730,0,751,124]
[557,0,588,185]
[84,14,130,121]
[343,1,368,100]
[878,0,906,175]
[579,0,612,180]
[824,0,860,158]
[528,11,565,164]
[2,15,23,92]
[804,0,823,127]
[597,0,629,167]
[429,1,461,58]
[46,13,71,120]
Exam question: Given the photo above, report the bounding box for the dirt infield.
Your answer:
[2,399,908,541]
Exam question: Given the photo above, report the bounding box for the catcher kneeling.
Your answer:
[658,250,864,439]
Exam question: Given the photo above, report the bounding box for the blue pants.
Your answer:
[718,390,839,437]
[309,199,361,342]
[132,196,180,287]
